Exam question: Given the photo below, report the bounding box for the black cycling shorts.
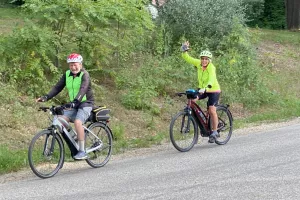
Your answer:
[197,92,220,107]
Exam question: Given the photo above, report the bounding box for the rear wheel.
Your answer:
[28,130,64,178]
[169,111,198,152]
[85,122,113,168]
[214,106,233,145]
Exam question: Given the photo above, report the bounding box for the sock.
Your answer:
[212,130,218,136]
[78,140,85,152]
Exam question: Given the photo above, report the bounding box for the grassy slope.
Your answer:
[0,7,300,173]
[243,29,300,123]
[0,7,23,34]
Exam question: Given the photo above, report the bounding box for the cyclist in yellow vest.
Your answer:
[37,53,95,159]
[181,41,221,143]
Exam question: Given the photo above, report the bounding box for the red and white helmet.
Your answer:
[67,53,83,63]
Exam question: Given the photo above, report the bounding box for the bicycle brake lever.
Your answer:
[38,107,48,112]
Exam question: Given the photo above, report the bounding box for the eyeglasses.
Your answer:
[201,57,209,61]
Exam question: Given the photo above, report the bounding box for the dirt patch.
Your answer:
[256,41,300,71]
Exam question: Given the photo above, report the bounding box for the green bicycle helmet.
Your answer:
[199,50,213,59]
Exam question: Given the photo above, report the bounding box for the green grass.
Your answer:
[0,7,24,34]
[0,7,24,18]
[0,146,28,174]
[254,28,300,45]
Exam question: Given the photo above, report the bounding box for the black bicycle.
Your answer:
[170,89,233,152]
[28,105,113,178]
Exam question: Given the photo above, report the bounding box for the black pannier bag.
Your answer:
[91,106,110,122]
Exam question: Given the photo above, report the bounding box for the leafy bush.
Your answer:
[0,22,59,96]
[215,21,275,108]
[22,0,154,69]
[242,0,286,29]
[158,0,246,51]
[117,54,196,111]
[262,0,286,29]
[242,0,265,27]
[0,0,155,97]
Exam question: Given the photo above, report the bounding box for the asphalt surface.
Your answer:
[0,124,300,200]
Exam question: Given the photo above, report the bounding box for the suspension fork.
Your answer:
[181,106,192,133]
[43,127,57,156]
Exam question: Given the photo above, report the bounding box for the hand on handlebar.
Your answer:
[197,85,212,94]
[198,88,205,94]
[65,99,80,109]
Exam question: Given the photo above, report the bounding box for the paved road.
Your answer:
[1,124,300,200]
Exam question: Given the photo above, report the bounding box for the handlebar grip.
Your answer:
[176,92,186,97]
[38,107,50,112]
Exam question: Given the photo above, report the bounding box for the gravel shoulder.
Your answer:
[1,117,299,184]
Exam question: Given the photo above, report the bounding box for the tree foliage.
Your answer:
[263,0,286,29]
[157,0,246,53]
[0,0,154,96]
[243,0,286,29]
[22,0,154,68]
[242,0,265,27]
[0,21,59,95]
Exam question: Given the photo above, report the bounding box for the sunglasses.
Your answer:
[201,57,210,61]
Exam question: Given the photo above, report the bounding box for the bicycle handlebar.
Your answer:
[38,106,51,112]
[38,105,67,115]
[175,92,187,97]
[175,86,211,98]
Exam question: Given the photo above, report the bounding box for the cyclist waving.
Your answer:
[181,41,221,143]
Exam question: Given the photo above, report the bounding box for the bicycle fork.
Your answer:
[43,130,57,157]
[181,109,192,134]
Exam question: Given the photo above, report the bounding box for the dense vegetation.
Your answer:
[0,0,299,174]
[243,0,286,29]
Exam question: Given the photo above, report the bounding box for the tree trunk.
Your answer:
[286,0,300,30]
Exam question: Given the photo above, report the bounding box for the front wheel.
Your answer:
[169,111,198,152]
[85,122,113,168]
[214,106,233,145]
[28,130,64,179]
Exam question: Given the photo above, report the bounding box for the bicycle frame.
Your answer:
[47,114,103,157]
[185,99,210,137]
[29,105,113,178]
[170,90,234,152]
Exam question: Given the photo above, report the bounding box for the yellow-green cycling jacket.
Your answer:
[182,52,221,93]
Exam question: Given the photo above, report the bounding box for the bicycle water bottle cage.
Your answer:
[186,89,198,99]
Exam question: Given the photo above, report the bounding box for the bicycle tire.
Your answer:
[28,130,65,178]
[85,122,113,168]
[169,111,198,152]
[214,105,233,145]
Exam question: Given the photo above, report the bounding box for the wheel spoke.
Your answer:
[28,130,64,178]
[215,106,233,145]
[170,112,198,152]
[85,123,112,168]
